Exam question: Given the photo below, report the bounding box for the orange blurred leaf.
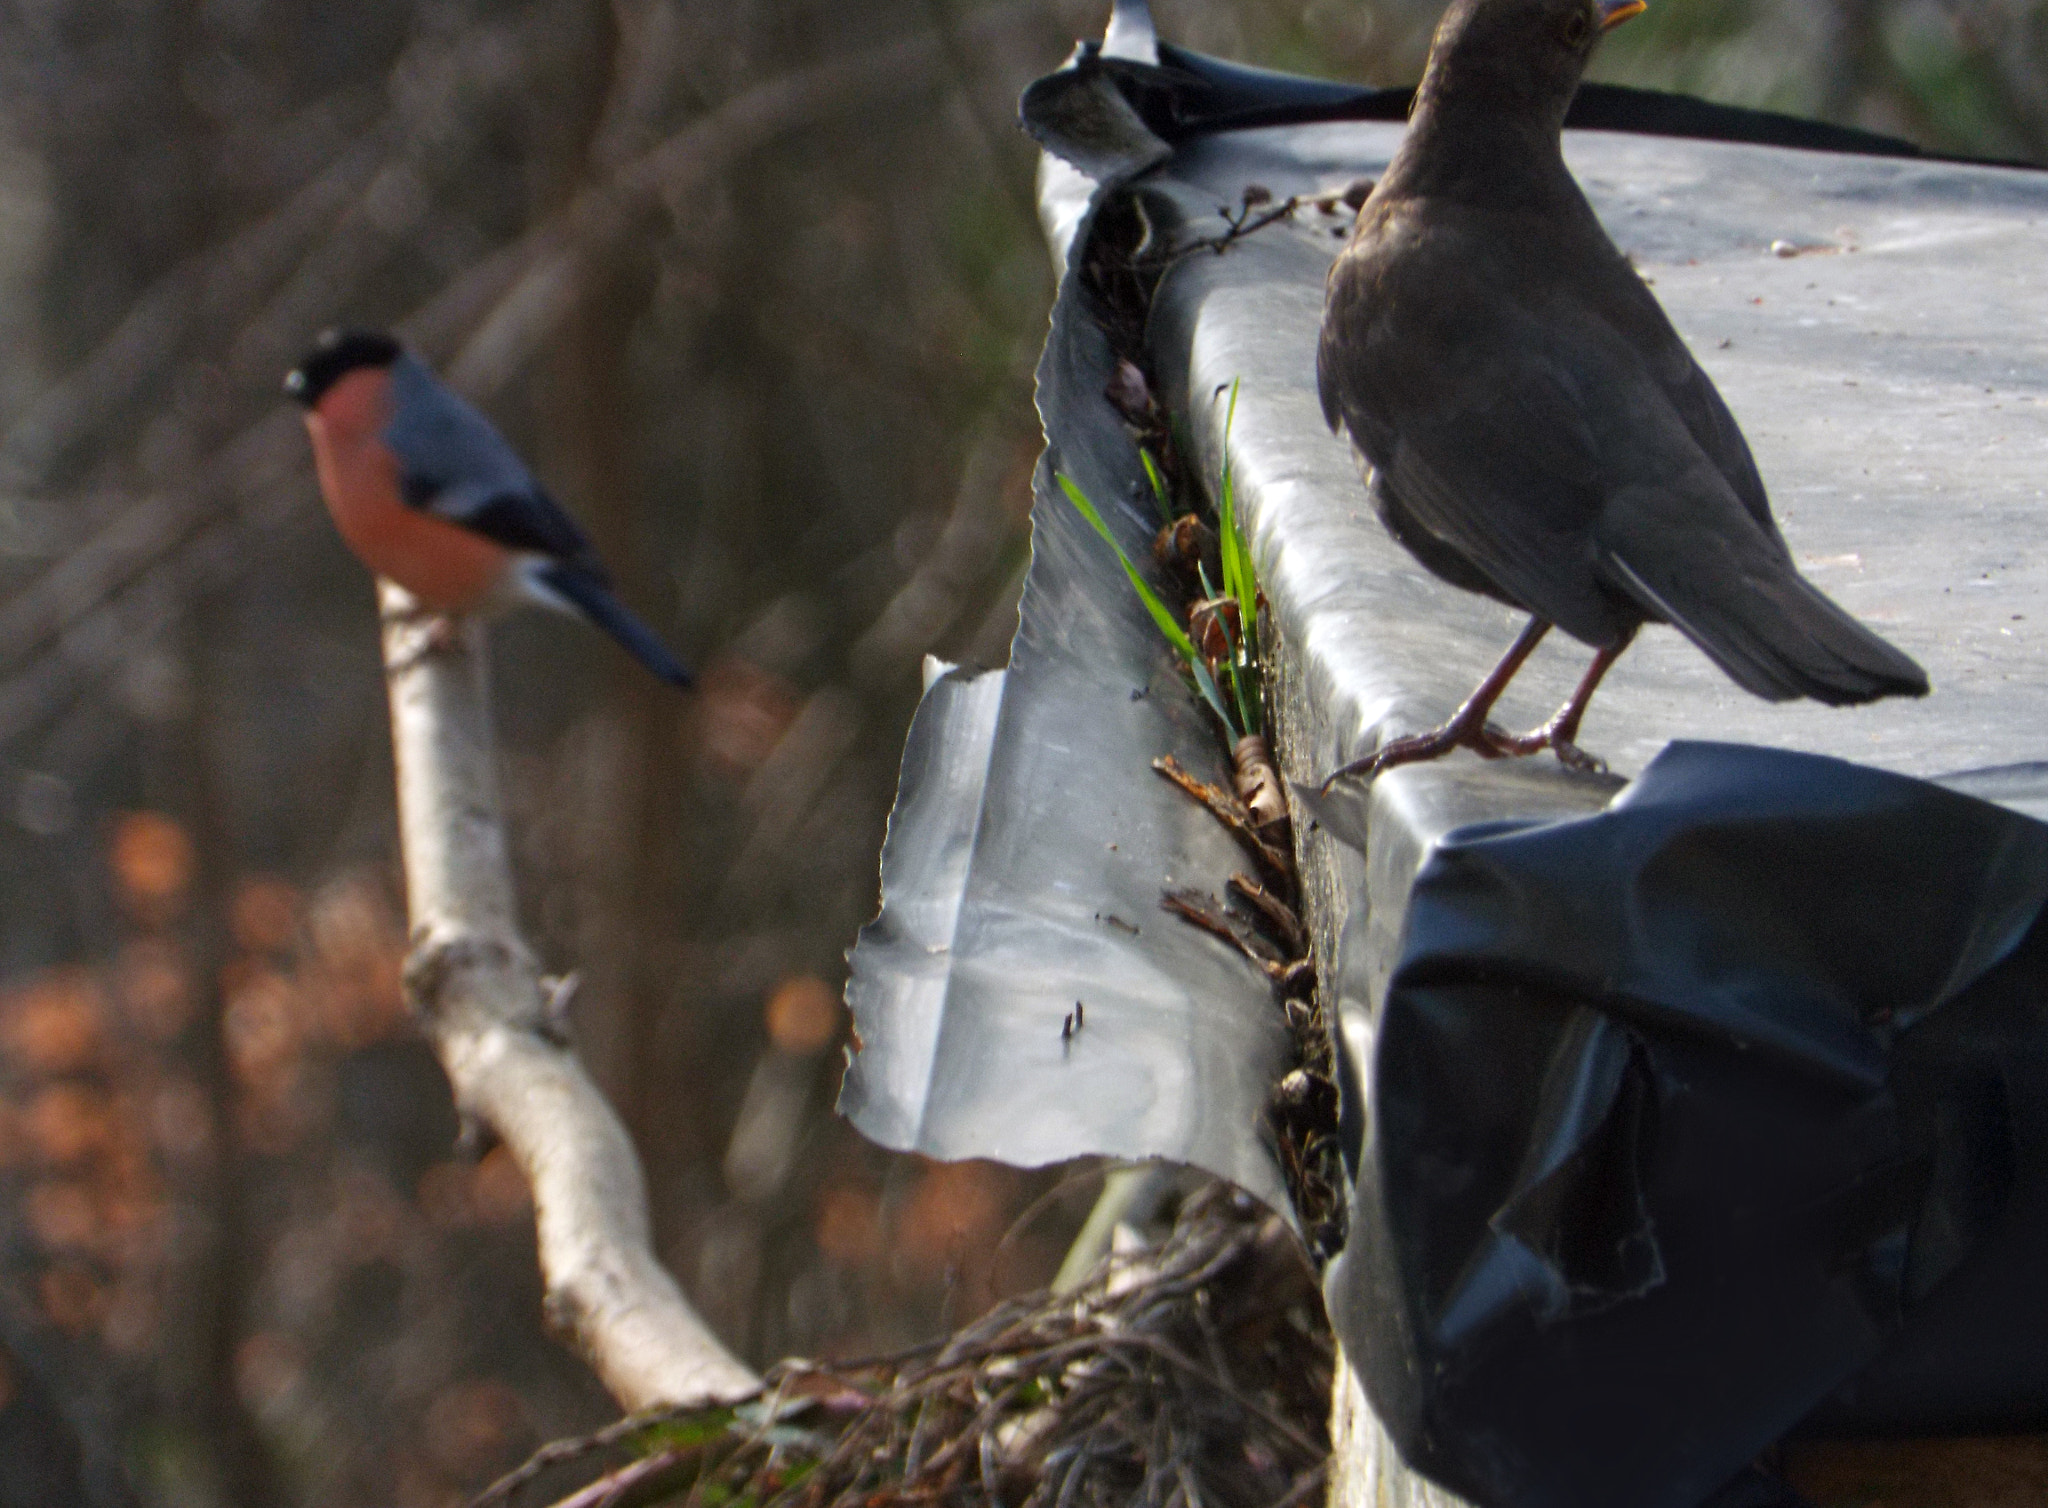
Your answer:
[306,878,408,1047]
[110,811,194,919]
[694,657,801,780]
[222,969,298,1084]
[766,975,842,1054]
[424,1378,529,1479]
[816,1185,882,1267]
[24,1083,112,1166]
[2,969,104,1074]
[897,1159,1010,1276]
[25,1181,97,1249]
[149,1077,213,1161]
[116,939,195,1041]
[235,1331,304,1411]
[470,1147,531,1225]
[231,876,302,954]
[38,1263,105,1333]
[417,1161,475,1230]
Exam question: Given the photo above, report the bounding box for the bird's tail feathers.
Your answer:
[1606,554,1927,706]
[524,560,694,688]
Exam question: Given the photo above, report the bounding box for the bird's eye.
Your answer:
[1560,7,1592,43]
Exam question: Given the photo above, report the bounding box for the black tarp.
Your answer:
[1310,743,2048,1508]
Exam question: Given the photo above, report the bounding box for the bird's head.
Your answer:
[284,328,402,409]
[1418,0,1645,128]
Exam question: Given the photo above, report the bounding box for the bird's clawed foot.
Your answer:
[1477,717,1609,775]
[1317,705,1501,791]
[1319,693,1617,789]
[1318,716,1608,790]
[383,611,463,676]
[1552,738,1606,775]
[1316,619,1623,789]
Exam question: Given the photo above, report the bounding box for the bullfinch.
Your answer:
[285,328,692,687]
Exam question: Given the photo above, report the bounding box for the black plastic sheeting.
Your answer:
[851,7,2048,1508]
[1311,743,2048,1508]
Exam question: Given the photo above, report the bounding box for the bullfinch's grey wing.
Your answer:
[288,329,692,689]
[382,354,605,575]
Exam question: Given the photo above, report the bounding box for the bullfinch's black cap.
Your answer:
[284,328,403,407]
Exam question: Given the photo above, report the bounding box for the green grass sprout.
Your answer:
[1140,446,1175,526]
[1214,380,1262,736]
[1055,472,1199,664]
[1057,471,1239,732]
[1057,379,1267,744]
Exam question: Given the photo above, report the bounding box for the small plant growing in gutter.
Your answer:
[1055,382,1286,835]
[1078,191,1347,1260]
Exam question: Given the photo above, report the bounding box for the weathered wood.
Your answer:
[1328,1360,1475,1508]
[1783,1436,2048,1506]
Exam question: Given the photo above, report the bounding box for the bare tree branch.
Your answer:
[380,580,759,1409]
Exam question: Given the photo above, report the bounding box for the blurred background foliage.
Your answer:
[0,0,2034,1505]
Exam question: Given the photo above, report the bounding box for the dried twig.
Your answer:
[1160,888,1312,989]
[382,581,756,1409]
[1225,874,1305,961]
[1150,756,1290,883]
[1185,195,1300,256]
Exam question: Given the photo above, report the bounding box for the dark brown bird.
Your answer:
[1317,0,1927,788]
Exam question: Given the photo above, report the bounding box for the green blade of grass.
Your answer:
[1216,380,1259,660]
[1218,471,1250,645]
[1215,387,1241,607]
[1190,658,1241,737]
[1219,492,1261,733]
[1212,605,1257,739]
[1056,472,1201,664]
[1140,447,1174,527]
[1057,471,1240,736]
[1213,380,1264,735]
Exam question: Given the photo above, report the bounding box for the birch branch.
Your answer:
[380,579,758,1409]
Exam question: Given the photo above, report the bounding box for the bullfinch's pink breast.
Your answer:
[303,367,511,612]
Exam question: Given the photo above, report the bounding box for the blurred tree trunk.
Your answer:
[161,602,281,1508]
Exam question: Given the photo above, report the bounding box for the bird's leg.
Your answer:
[1320,618,1551,790]
[381,598,466,675]
[1481,627,1635,772]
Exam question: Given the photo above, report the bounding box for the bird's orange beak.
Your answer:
[1598,0,1647,29]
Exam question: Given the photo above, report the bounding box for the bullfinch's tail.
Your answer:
[526,560,693,688]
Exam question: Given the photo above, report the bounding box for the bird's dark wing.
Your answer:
[1594,460,1927,704]
[1565,220,1778,542]
[381,354,607,576]
[1321,221,1635,645]
[1325,214,1925,704]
